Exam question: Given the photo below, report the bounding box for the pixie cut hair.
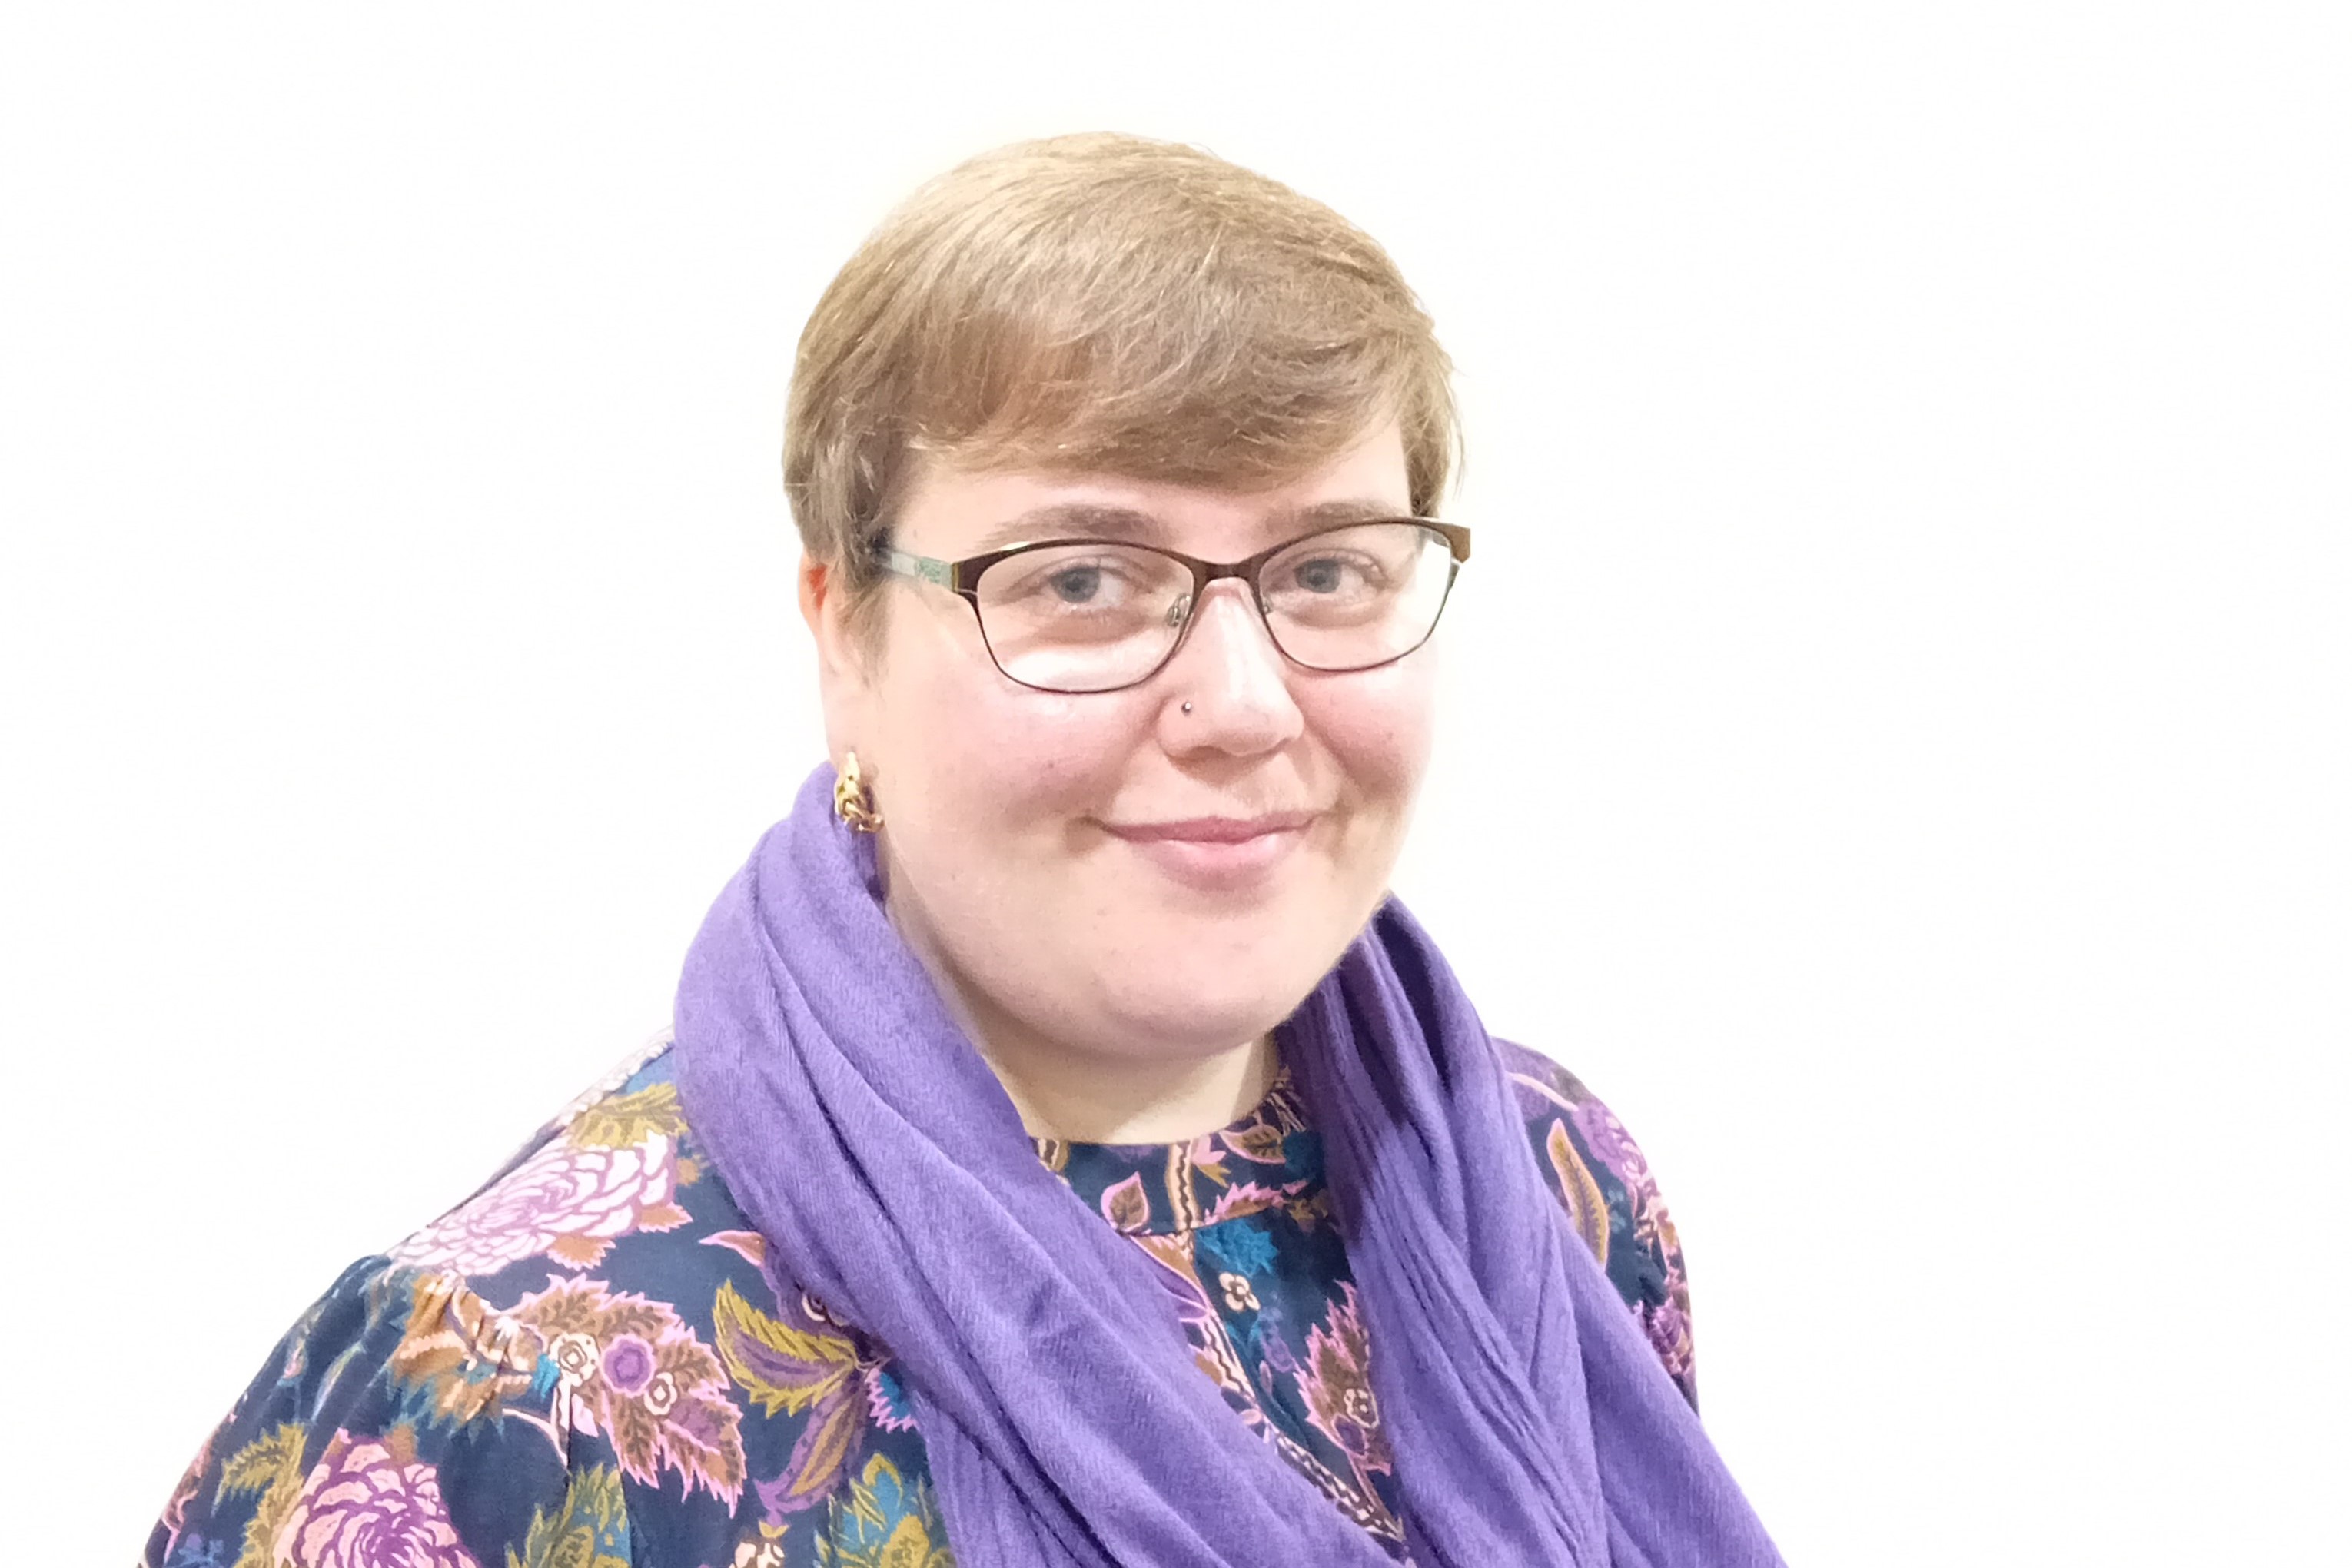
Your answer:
[782,132,1460,633]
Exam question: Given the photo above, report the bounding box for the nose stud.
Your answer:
[1181,702,1194,714]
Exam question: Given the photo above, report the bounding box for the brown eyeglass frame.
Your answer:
[873,518,1473,694]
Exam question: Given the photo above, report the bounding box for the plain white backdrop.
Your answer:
[3,3,2346,1560]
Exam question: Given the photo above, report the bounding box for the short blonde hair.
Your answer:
[783,133,1458,632]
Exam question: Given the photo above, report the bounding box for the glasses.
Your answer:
[874,518,1471,695]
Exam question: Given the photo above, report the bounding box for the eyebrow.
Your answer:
[967,497,1409,555]
[970,504,1164,552]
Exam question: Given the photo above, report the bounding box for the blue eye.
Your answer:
[1294,558,1347,593]
[1048,566,1104,603]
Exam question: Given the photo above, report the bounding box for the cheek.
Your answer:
[1302,659,1439,818]
[873,613,1148,829]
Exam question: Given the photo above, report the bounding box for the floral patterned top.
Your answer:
[144,1035,1694,1568]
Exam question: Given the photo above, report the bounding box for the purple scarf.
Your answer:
[673,767,1780,1566]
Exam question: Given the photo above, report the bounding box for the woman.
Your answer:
[145,135,1779,1568]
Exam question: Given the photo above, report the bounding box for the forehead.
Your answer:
[894,421,1413,559]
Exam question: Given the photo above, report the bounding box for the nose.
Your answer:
[1158,580,1304,755]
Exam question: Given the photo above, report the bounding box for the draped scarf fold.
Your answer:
[673,767,1779,1566]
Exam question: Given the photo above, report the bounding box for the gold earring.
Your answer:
[833,750,883,833]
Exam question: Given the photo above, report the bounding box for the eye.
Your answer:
[1047,564,1107,604]
[982,546,1171,621]
[1292,556,1353,594]
[1279,552,1383,596]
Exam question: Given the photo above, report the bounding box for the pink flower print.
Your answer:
[515,1275,746,1508]
[387,1131,692,1277]
[270,1428,480,1568]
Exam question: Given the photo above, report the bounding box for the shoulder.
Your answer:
[148,1251,574,1568]
[387,1031,734,1286]
[1493,1038,1700,1407]
[149,1036,935,1568]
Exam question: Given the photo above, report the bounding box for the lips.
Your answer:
[1098,810,1321,890]
[1101,810,1321,844]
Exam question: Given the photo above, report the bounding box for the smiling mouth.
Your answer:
[1100,810,1321,844]
[1096,812,1321,891]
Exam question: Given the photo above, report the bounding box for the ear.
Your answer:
[799,554,875,765]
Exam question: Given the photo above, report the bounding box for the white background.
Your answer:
[3,4,2346,1561]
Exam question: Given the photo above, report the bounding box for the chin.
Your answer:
[1088,947,1330,1055]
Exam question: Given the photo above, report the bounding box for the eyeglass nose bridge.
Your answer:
[1148,570,1294,701]
[1164,563,1278,643]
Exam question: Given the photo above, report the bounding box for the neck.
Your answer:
[982,1028,1278,1144]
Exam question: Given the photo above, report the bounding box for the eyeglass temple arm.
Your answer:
[1420,521,1473,563]
[875,546,955,589]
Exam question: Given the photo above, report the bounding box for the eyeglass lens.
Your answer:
[972,522,1457,693]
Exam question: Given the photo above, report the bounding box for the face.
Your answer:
[803,420,1439,1071]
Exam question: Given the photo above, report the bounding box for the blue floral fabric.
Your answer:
[145,1036,1695,1568]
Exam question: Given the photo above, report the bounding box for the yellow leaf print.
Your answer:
[213,1422,307,1568]
[1546,1119,1610,1267]
[710,1279,860,1417]
[506,1463,631,1568]
[816,1455,955,1568]
[879,1514,942,1568]
[566,1084,691,1150]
